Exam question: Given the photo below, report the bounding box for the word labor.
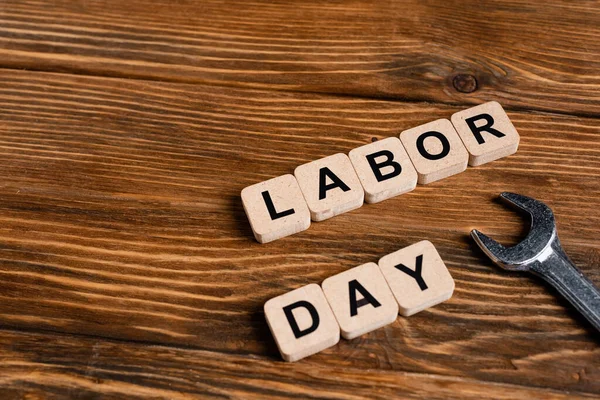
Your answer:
[242,101,519,243]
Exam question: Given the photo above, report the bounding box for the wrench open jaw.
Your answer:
[471,192,600,333]
[471,192,557,271]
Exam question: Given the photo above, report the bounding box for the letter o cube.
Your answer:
[400,119,468,184]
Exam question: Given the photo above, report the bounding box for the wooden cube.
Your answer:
[378,241,454,317]
[322,262,398,340]
[400,119,468,184]
[264,283,340,362]
[451,101,520,166]
[294,153,364,221]
[241,174,310,244]
[348,137,418,204]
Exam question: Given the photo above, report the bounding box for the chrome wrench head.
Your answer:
[470,192,557,271]
[472,192,600,333]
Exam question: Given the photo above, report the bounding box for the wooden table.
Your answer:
[0,1,598,398]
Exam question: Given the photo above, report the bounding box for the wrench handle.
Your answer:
[531,242,600,334]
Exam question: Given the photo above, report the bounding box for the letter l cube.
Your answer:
[241,174,310,243]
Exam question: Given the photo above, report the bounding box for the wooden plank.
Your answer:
[0,70,599,393]
[0,0,599,116]
[0,329,597,399]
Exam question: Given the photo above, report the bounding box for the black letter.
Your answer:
[365,150,402,182]
[283,300,320,339]
[465,114,505,145]
[319,167,351,200]
[416,131,450,161]
[283,301,320,339]
[348,279,381,316]
[394,254,428,291]
[262,191,294,220]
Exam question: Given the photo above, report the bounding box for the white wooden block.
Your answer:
[451,101,520,166]
[322,262,398,340]
[294,153,364,221]
[241,174,310,244]
[348,137,418,204]
[400,119,468,184]
[264,283,340,362]
[378,241,454,317]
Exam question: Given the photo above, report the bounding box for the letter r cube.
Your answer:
[451,101,520,166]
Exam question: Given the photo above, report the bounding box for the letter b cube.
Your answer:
[349,137,418,204]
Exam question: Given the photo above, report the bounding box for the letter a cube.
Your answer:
[322,263,398,339]
[295,153,364,221]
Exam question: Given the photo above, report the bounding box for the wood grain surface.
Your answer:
[1,0,599,115]
[0,0,599,398]
[0,329,597,400]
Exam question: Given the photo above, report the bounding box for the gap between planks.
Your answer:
[0,65,597,121]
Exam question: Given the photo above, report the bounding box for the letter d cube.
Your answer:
[264,284,340,362]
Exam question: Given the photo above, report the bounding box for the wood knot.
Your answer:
[452,74,478,93]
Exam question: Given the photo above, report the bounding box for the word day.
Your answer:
[264,241,455,362]
[242,101,520,243]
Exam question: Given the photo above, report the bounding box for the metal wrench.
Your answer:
[471,192,600,333]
